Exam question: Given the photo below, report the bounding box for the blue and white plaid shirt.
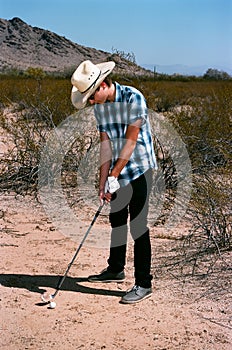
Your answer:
[94,82,157,186]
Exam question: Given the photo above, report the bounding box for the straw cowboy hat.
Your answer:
[71,60,115,109]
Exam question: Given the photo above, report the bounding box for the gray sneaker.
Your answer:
[120,285,152,304]
[88,268,125,283]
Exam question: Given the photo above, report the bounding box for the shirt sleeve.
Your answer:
[127,92,148,126]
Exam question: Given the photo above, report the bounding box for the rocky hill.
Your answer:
[0,17,152,76]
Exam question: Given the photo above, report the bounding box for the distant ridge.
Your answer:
[142,63,232,77]
[0,17,152,76]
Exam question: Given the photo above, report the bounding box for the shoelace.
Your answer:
[126,285,140,294]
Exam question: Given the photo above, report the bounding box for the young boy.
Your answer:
[71,60,157,304]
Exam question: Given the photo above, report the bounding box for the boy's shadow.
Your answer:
[0,274,125,302]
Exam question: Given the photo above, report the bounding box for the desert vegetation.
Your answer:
[0,71,231,279]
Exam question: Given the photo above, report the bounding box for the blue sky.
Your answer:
[1,0,231,73]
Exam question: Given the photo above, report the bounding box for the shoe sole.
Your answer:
[88,278,125,283]
[120,292,152,304]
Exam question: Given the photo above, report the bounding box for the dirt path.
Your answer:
[1,194,231,350]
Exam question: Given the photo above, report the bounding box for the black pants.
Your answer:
[107,169,153,288]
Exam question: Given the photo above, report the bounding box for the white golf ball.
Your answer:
[49,301,56,309]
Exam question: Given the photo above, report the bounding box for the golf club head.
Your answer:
[41,292,54,303]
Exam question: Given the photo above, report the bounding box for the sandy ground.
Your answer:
[0,193,232,350]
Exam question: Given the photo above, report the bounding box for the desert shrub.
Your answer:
[203,68,231,80]
[0,103,54,193]
[0,76,76,194]
[155,82,232,274]
[111,47,136,65]
[0,76,74,124]
[167,82,232,171]
[190,171,231,247]
[154,166,231,279]
[138,80,232,113]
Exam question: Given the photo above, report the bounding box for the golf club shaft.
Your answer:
[52,201,105,298]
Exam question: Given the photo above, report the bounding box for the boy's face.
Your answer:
[88,82,109,105]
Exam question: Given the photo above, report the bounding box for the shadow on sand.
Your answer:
[0,274,125,301]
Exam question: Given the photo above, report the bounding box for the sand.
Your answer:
[0,192,231,350]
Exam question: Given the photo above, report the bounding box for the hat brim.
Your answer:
[71,61,115,109]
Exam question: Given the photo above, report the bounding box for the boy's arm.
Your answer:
[99,132,112,201]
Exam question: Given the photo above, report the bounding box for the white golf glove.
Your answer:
[105,176,120,194]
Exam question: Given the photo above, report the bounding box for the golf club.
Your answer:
[41,201,105,306]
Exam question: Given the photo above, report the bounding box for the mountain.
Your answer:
[0,17,152,76]
[142,63,232,77]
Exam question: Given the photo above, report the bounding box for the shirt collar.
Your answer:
[114,82,122,102]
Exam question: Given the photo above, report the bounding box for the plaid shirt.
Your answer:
[94,82,157,186]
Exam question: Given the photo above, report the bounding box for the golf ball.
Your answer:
[49,301,56,309]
